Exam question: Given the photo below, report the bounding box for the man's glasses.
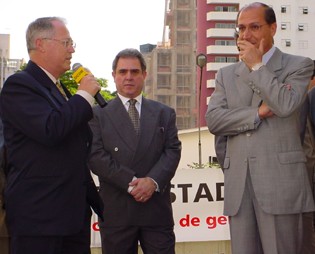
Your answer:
[42,38,76,48]
[235,23,268,35]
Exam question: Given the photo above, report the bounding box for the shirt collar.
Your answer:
[262,46,276,65]
[118,93,142,106]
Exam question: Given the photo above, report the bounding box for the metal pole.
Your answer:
[196,53,207,168]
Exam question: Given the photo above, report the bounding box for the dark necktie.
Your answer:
[128,99,140,135]
[56,80,67,100]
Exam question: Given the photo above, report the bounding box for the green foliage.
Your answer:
[60,70,115,101]
[187,162,221,169]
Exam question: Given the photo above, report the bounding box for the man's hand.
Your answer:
[258,102,274,119]
[129,177,156,203]
[77,74,100,97]
[238,39,265,69]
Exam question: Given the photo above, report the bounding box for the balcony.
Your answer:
[207,11,237,21]
[207,28,236,38]
[206,62,236,72]
[206,45,239,54]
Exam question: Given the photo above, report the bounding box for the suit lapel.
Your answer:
[25,61,67,107]
[133,98,160,163]
[266,48,283,76]
[235,62,255,106]
[106,97,139,151]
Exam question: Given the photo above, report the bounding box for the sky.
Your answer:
[0,0,166,91]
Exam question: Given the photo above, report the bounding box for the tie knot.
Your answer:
[129,99,137,106]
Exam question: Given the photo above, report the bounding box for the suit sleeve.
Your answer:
[0,75,93,146]
[145,108,181,192]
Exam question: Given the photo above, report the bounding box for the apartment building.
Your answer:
[142,0,198,130]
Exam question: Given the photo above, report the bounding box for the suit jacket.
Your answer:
[0,60,103,236]
[206,47,315,216]
[88,96,181,227]
[0,118,8,237]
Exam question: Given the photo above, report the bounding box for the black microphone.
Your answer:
[72,63,107,108]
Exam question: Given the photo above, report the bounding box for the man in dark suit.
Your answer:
[88,48,181,254]
[206,3,314,253]
[0,118,9,254]
[0,17,103,254]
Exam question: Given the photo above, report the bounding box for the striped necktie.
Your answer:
[128,99,140,135]
[56,80,67,100]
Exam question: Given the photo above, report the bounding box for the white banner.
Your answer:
[90,168,230,247]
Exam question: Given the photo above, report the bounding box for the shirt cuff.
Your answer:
[76,90,95,107]
[149,177,160,192]
[127,176,137,193]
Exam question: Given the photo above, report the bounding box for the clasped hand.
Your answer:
[129,177,156,203]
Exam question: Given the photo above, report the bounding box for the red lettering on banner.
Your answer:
[92,222,100,231]
[179,214,200,227]
[205,215,228,229]
[178,214,229,229]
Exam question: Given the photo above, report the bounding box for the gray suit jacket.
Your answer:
[206,47,315,216]
[88,96,181,227]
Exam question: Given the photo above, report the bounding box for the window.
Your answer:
[214,56,237,63]
[157,74,171,89]
[281,6,287,13]
[215,23,235,29]
[298,24,304,31]
[177,11,190,27]
[215,40,236,46]
[157,95,171,106]
[214,6,237,12]
[281,23,287,30]
[285,40,291,47]
[158,53,171,67]
[302,7,308,14]
[177,74,191,93]
[177,31,191,45]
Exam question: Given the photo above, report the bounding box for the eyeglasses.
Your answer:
[42,38,76,48]
[235,23,268,35]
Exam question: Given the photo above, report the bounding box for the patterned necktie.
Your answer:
[56,80,67,100]
[128,99,140,135]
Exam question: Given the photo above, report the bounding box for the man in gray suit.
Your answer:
[88,48,181,254]
[206,2,315,253]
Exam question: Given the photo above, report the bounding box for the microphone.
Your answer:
[72,63,107,108]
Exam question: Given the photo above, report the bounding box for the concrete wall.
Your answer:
[91,240,231,254]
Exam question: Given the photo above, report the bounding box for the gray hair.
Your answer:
[112,48,147,72]
[26,17,66,52]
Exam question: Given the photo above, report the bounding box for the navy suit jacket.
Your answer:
[88,96,181,227]
[0,60,103,236]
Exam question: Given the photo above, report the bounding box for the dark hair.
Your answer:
[236,2,276,25]
[112,48,146,72]
[313,60,315,79]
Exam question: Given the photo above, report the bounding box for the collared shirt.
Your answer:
[262,45,276,65]
[39,66,94,107]
[117,93,142,116]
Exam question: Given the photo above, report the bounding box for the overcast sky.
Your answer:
[0,0,166,91]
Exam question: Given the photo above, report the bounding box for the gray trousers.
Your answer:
[229,171,303,254]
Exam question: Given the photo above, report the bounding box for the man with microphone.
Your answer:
[206,2,314,253]
[0,17,103,254]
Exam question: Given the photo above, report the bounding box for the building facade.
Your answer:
[0,34,24,90]
[142,0,198,130]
